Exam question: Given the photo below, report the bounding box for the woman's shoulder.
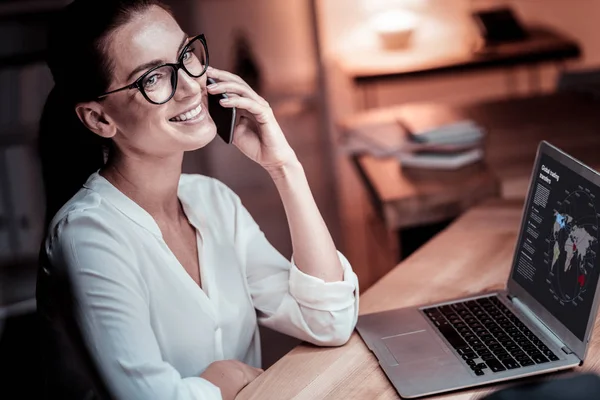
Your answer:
[44,188,144,293]
[44,187,138,280]
[46,186,128,249]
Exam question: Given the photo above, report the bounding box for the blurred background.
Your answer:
[2,0,600,397]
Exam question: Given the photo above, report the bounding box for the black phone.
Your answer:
[207,77,236,144]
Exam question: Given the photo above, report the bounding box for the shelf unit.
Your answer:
[0,1,67,318]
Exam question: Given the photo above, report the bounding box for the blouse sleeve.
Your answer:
[221,182,360,346]
[47,211,222,400]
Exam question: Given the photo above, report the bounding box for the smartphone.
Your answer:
[207,77,236,144]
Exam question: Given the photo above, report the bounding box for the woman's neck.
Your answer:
[100,152,185,222]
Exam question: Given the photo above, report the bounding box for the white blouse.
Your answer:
[44,171,359,400]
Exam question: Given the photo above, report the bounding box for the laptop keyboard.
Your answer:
[423,296,560,376]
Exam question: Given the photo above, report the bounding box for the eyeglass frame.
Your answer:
[96,34,209,105]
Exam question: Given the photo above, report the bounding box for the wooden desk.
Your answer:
[237,199,600,399]
[351,158,501,231]
[336,26,581,109]
[344,92,600,231]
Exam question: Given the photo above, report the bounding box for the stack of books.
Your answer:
[342,103,486,170]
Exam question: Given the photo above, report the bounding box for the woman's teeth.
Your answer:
[170,104,202,122]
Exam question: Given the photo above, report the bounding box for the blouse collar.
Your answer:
[82,171,203,237]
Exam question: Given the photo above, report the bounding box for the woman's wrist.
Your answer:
[264,154,304,185]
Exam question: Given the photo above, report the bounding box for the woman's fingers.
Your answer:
[251,367,264,380]
[207,66,249,89]
[207,80,267,107]
[234,360,263,385]
[218,96,273,124]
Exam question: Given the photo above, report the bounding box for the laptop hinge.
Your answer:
[561,345,574,355]
[508,296,566,351]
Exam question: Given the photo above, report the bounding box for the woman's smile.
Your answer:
[169,102,207,125]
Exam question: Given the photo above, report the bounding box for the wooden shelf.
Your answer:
[0,1,55,322]
[338,26,581,85]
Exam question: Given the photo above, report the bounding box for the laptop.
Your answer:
[357,141,600,398]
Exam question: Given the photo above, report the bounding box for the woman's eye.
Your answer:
[183,48,194,61]
[144,74,160,88]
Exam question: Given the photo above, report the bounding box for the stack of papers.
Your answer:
[341,104,486,170]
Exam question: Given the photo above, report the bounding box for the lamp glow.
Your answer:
[370,10,419,49]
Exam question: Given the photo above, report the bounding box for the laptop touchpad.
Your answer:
[382,330,447,364]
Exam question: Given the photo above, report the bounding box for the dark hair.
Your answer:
[39,0,168,226]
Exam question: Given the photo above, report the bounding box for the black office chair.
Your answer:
[483,372,600,400]
[36,247,115,400]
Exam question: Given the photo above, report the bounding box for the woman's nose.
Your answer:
[173,68,202,100]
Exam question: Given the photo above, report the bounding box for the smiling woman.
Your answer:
[36,1,359,400]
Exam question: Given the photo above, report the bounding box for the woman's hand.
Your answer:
[206,67,298,171]
[200,359,263,400]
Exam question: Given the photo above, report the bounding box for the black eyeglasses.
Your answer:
[97,34,209,105]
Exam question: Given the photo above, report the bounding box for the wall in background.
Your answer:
[317,0,600,68]
[193,0,318,92]
[316,0,600,115]
[188,0,325,192]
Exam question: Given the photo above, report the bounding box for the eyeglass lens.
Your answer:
[140,36,207,103]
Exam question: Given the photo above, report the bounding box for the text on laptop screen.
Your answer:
[511,152,600,341]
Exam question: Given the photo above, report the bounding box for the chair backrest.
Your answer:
[482,372,600,399]
[36,247,115,400]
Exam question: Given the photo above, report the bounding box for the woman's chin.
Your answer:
[181,124,218,151]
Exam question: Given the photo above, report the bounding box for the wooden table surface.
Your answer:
[337,27,580,85]
[343,92,600,231]
[352,157,501,230]
[237,199,600,399]
[334,26,580,109]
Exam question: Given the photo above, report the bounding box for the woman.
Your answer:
[37,0,359,399]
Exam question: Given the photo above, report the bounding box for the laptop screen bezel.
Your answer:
[507,141,600,361]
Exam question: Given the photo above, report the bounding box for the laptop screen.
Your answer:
[511,151,600,341]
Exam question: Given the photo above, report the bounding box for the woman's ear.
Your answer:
[75,101,117,139]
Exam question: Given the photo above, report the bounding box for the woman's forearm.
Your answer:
[266,157,344,282]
